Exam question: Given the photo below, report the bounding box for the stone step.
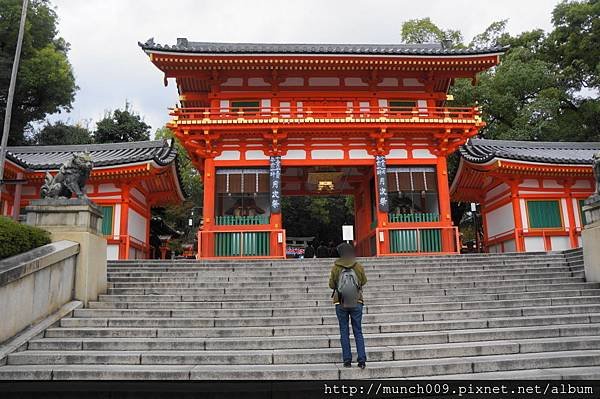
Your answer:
[4,350,599,380]
[29,323,600,351]
[43,313,600,338]
[58,305,600,329]
[12,336,600,366]
[106,267,585,283]
[95,288,600,306]
[97,283,600,303]
[106,271,583,287]
[72,299,600,318]
[106,269,585,284]
[105,262,571,276]
[105,282,590,296]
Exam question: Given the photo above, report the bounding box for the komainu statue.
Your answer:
[41,152,93,199]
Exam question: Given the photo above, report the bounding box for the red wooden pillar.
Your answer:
[201,158,216,258]
[436,156,455,252]
[509,180,525,252]
[119,183,130,259]
[563,181,579,249]
[11,172,23,220]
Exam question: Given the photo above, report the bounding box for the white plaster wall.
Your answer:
[543,179,562,188]
[573,179,592,189]
[98,183,118,193]
[485,183,509,201]
[348,150,371,159]
[520,179,539,188]
[551,236,571,251]
[403,78,423,86]
[503,239,516,253]
[344,77,367,87]
[130,188,146,206]
[488,244,499,253]
[245,150,268,160]
[311,150,344,159]
[561,199,570,228]
[378,77,398,87]
[215,151,241,161]
[412,149,436,159]
[282,150,306,160]
[280,77,304,86]
[128,209,147,242]
[106,245,119,260]
[525,236,545,252]
[485,203,515,237]
[520,199,529,229]
[248,77,269,86]
[573,198,582,228]
[388,149,408,159]
[308,77,339,86]
[113,204,121,237]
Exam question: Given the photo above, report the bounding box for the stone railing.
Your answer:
[0,240,79,344]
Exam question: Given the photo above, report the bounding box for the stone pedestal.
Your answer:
[582,195,600,282]
[25,199,107,305]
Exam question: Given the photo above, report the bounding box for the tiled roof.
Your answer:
[460,139,600,165]
[6,139,178,170]
[139,38,506,56]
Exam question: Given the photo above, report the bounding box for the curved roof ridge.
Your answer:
[6,139,177,170]
[8,139,170,154]
[460,138,600,165]
[139,39,507,56]
[469,138,600,149]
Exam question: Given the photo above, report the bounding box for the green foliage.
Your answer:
[282,196,354,243]
[0,0,77,145]
[94,102,151,143]
[0,216,50,259]
[153,127,202,241]
[547,0,600,91]
[32,121,93,145]
[400,17,463,47]
[402,3,600,228]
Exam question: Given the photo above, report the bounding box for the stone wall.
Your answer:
[0,241,79,343]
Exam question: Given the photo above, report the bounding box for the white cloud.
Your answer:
[48,0,558,135]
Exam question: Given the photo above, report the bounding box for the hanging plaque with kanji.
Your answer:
[269,156,282,213]
[375,155,389,212]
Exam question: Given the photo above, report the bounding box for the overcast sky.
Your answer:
[49,0,560,136]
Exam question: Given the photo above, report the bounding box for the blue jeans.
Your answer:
[335,303,367,363]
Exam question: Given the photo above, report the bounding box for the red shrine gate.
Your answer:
[141,39,502,259]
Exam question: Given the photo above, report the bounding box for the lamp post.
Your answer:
[0,0,29,203]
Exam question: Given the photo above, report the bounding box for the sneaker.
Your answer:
[358,362,366,369]
[343,361,352,368]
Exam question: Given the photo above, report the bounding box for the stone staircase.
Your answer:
[3,249,600,380]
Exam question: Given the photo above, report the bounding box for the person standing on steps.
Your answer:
[328,242,367,369]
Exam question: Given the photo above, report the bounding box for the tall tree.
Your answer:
[0,0,77,145]
[153,127,201,241]
[400,17,463,47]
[94,103,150,143]
[32,121,93,145]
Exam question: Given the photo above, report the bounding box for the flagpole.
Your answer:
[0,0,29,204]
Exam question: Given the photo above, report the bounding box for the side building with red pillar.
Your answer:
[140,39,503,259]
[452,139,599,253]
[0,139,185,259]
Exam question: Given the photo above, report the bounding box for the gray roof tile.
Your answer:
[139,38,506,56]
[7,139,177,170]
[460,139,600,165]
